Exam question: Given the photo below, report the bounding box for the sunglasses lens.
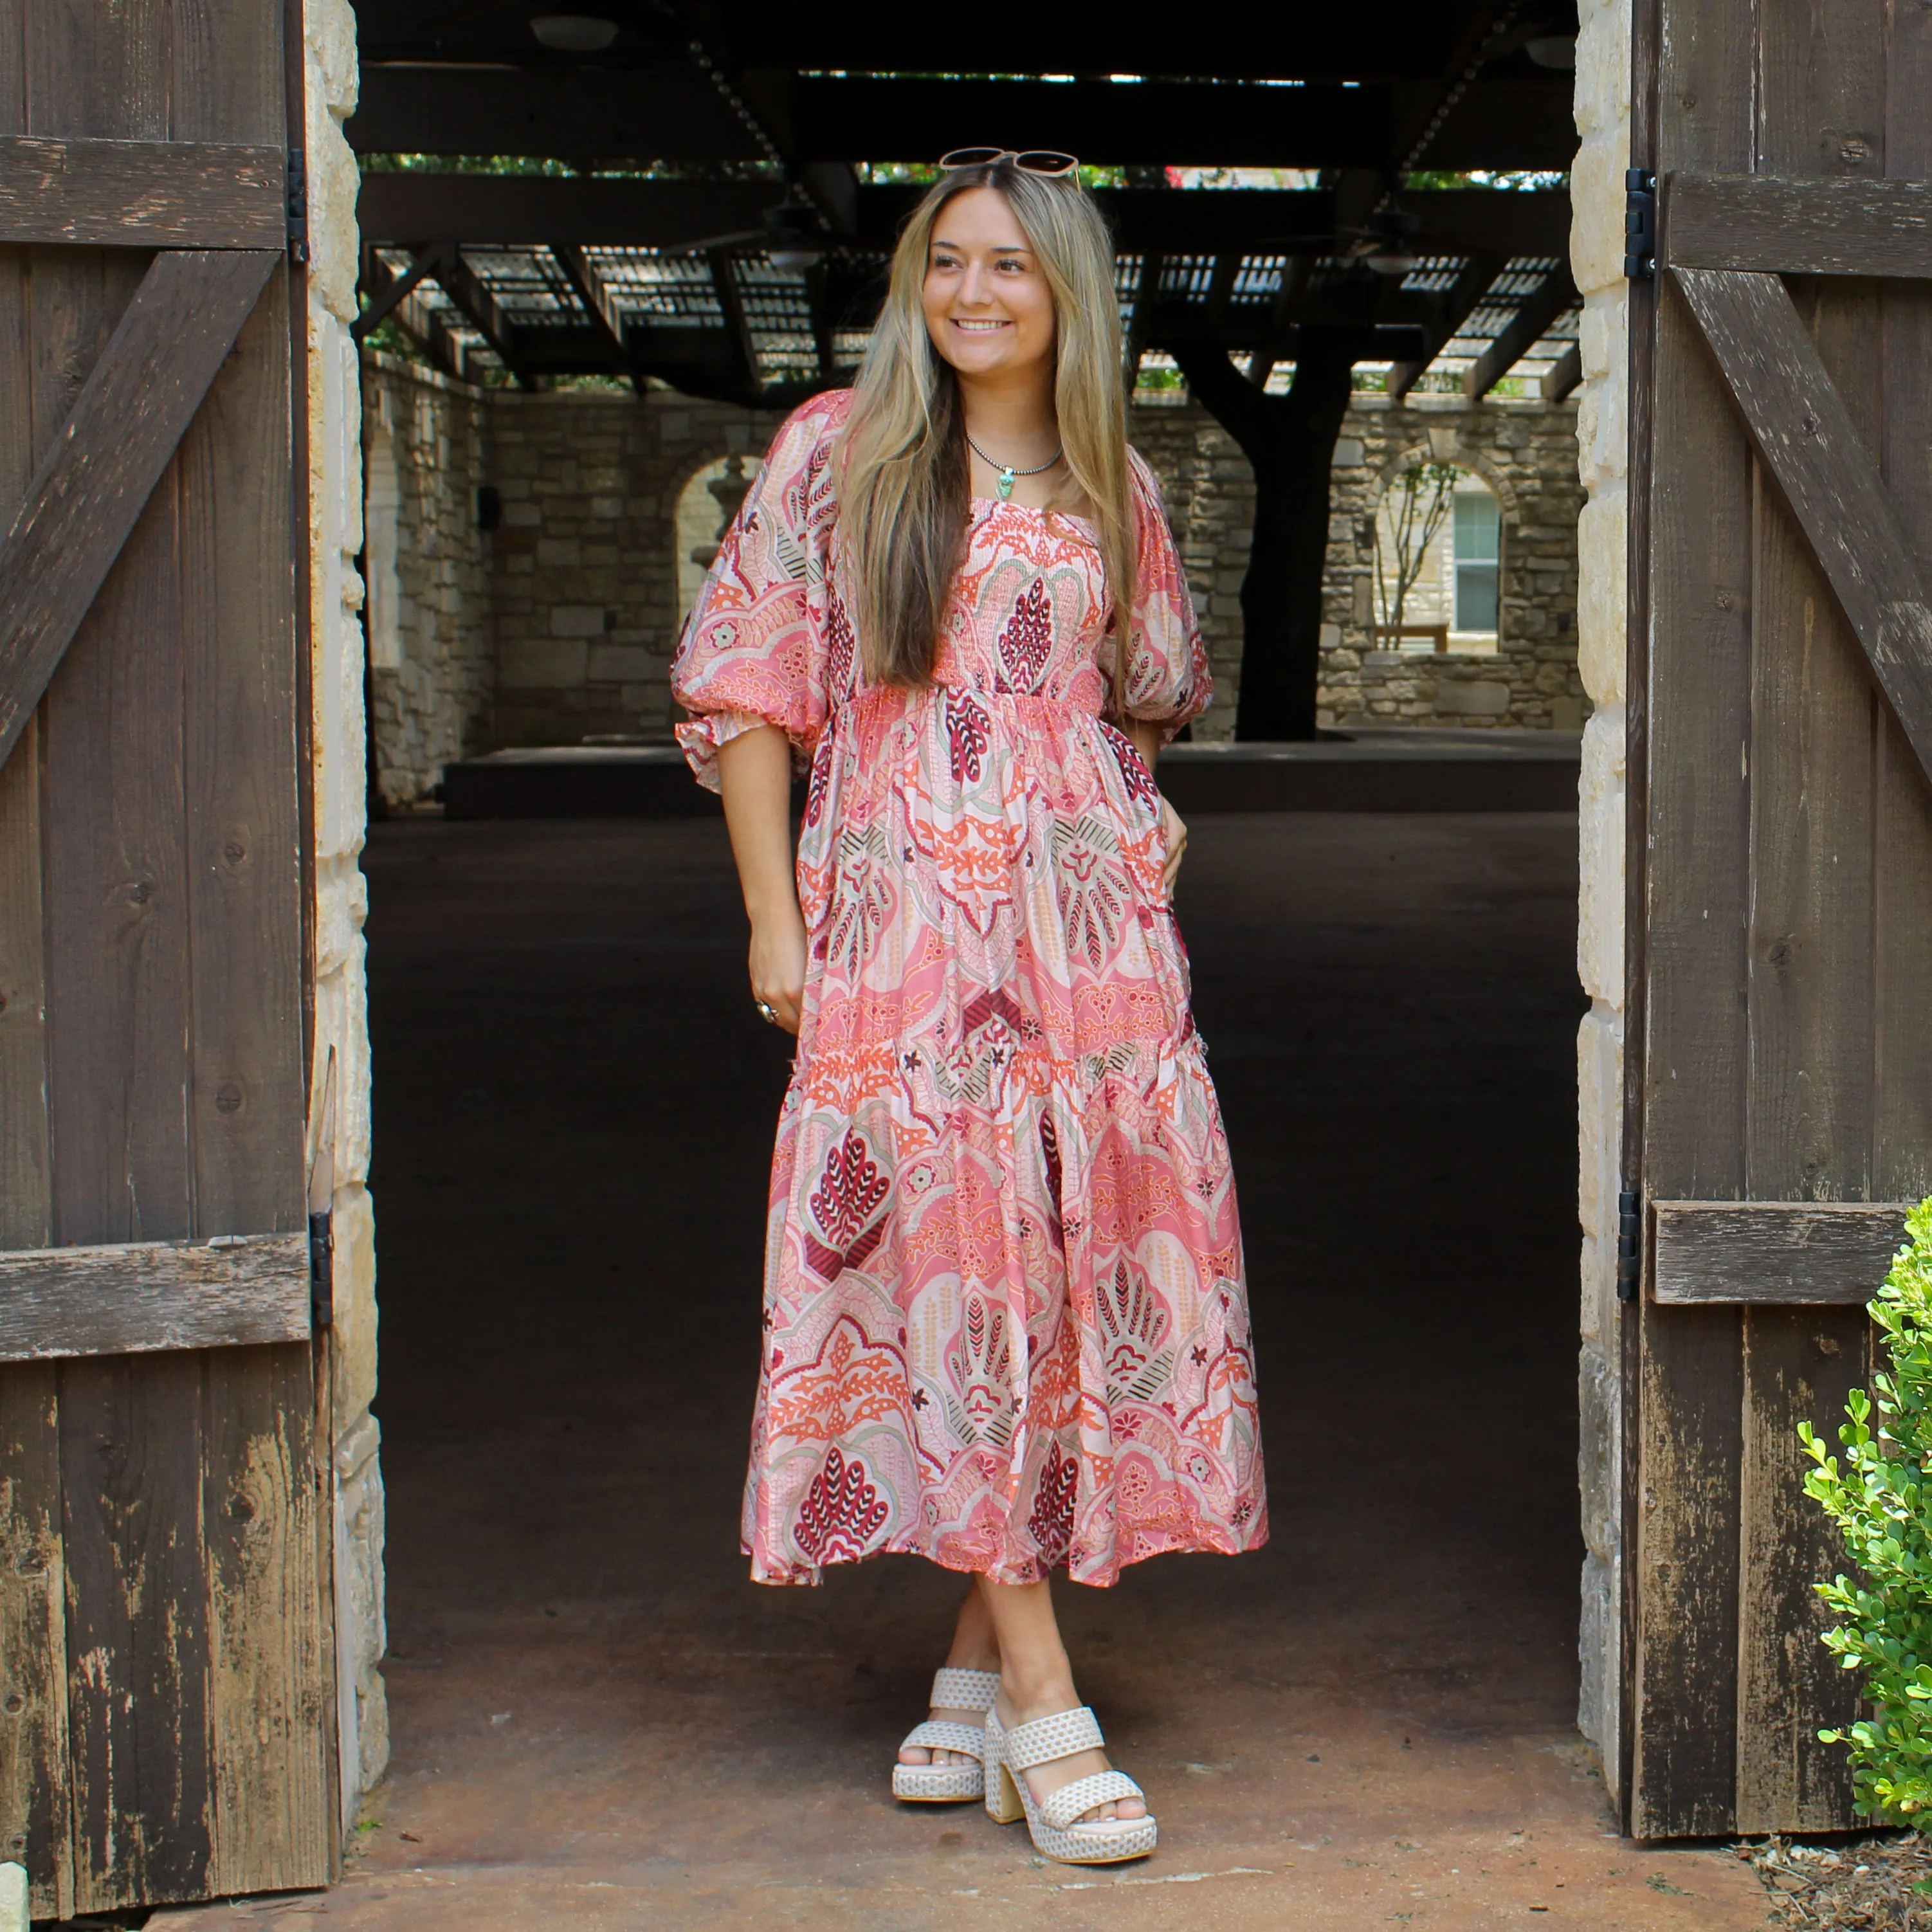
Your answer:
[1017,151,1079,174]
[939,147,1003,169]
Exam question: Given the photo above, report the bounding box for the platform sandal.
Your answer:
[891,1666,1001,1802]
[983,1703,1159,1864]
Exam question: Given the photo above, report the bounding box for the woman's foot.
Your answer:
[897,1663,1000,1770]
[996,1678,1146,1823]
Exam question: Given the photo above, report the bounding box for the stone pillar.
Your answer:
[305,0,388,1829]
[1571,0,1631,1779]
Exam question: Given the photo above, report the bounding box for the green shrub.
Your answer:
[1800,1198,1932,1824]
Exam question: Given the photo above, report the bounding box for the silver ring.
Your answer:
[755,999,779,1025]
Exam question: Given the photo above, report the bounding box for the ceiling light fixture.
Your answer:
[530,15,619,53]
[1526,34,1577,68]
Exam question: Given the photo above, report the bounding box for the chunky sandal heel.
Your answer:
[892,1667,999,1803]
[981,1704,1158,1865]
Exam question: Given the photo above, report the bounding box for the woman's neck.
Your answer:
[956,366,1059,462]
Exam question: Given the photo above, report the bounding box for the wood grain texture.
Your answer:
[1664,174,1932,278]
[1736,1306,1868,1831]
[1632,0,1756,1840]
[204,1344,328,1892]
[0,138,282,246]
[1873,0,1932,1205]
[1632,1305,1744,1839]
[1652,1201,1910,1303]
[60,1351,213,1909]
[0,1363,71,1920]
[0,247,277,769]
[1673,265,1932,787]
[0,1235,309,1358]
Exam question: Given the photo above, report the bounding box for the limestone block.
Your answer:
[1578,1543,1619,1762]
[1577,1002,1624,1345]
[329,1187,379,1436]
[1576,490,1627,704]
[336,1440,390,1793]
[0,1862,24,1932]
[502,639,588,688]
[1573,0,1632,140]
[1434,680,1511,717]
[590,495,626,519]
[588,643,655,682]
[549,605,608,638]
[1578,704,1626,1006]
[1571,138,1633,295]
[537,538,582,568]
[1331,439,1366,468]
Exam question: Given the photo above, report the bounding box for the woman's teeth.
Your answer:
[954,319,1008,331]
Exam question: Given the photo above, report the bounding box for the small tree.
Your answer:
[1800,1198,1932,1825]
[1372,460,1461,639]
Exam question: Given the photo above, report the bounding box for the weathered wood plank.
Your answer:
[0,138,282,247]
[204,1345,329,1892]
[0,247,277,769]
[0,1236,308,1358]
[1873,0,1932,1208]
[1632,1306,1744,1839]
[0,1364,71,1919]
[1654,1201,1910,1304]
[1736,1307,1867,1832]
[1664,174,1932,278]
[1673,265,1932,787]
[60,1351,214,1909]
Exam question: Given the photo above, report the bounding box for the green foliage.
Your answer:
[1403,169,1570,192]
[1800,1198,1932,1826]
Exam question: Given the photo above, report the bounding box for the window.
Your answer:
[1452,489,1500,635]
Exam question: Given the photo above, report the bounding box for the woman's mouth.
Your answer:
[952,318,1010,333]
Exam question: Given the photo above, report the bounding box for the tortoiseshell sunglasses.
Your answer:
[938,147,1080,176]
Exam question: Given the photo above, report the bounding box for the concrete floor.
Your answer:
[158,812,1773,1931]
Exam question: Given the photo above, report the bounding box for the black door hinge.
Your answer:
[287,147,309,266]
[1616,1188,1641,1301]
[309,1207,334,1327]
[1623,169,1657,280]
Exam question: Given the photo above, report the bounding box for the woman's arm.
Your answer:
[1124,716,1189,893]
[716,724,807,1034]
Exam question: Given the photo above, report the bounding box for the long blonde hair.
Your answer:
[837,160,1136,692]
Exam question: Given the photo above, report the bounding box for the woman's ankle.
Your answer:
[998,1664,1080,1720]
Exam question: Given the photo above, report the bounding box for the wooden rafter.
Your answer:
[1541,342,1581,401]
[707,250,760,397]
[433,244,527,385]
[549,241,632,376]
[1461,262,1576,399]
[1387,250,1506,399]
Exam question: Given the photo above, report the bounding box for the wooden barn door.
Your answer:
[0,2,333,1915]
[1626,0,1932,1839]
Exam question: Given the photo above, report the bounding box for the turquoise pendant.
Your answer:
[996,466,1016,502]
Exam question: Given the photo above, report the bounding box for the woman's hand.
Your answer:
[1158,792,1189,892]
[749,911,807,1035]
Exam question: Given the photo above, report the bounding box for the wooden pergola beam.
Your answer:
[1386,250,1506,399]
[1461,264,1578,399]
[549,241,632,379]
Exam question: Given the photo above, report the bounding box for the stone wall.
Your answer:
[488,390,785,746]
[1318,397,1588,732]
[381,387,1582,761]
[1571,0,1632,1782]
[363,354,493,808]
[305,0,387,1830]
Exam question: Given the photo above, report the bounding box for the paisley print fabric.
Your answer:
[673,389,1266,1587]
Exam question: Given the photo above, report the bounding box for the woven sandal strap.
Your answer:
[1040,1771,1146,1832]
[930,1667,1001,1712]
[1003,1704,1104,1771]
[900,1719,987,1762]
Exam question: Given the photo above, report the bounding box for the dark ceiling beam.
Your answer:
[1461,263,1578,397]
[348,68,1578,171]
[707,251,761,401]
[1541,341,1583,401]
[1385,250,1506,399]
[359,173,1571,260]
[548,241,633,379]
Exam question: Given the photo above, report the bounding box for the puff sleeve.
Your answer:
[671,391,849,791]
[1118,448,1213,740]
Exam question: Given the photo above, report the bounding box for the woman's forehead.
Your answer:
[931,188,1033,253]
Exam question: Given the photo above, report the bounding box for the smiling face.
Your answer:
[921,186,1057,383]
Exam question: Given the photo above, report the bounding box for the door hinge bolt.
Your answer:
[1623,169,1657,280]
[287,147,309,266]
[309,1207,334,1327]
[1616,1188,1641,1301]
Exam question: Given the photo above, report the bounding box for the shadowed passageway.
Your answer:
[158,814,1774,1929]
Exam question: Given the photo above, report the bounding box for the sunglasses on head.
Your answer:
[938,147,1080,177]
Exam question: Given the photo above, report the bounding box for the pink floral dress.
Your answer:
[673,390,1266,1587]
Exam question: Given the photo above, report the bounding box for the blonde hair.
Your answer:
[836,160,1136,694]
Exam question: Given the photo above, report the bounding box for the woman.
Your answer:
[671,150,1266,1867]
